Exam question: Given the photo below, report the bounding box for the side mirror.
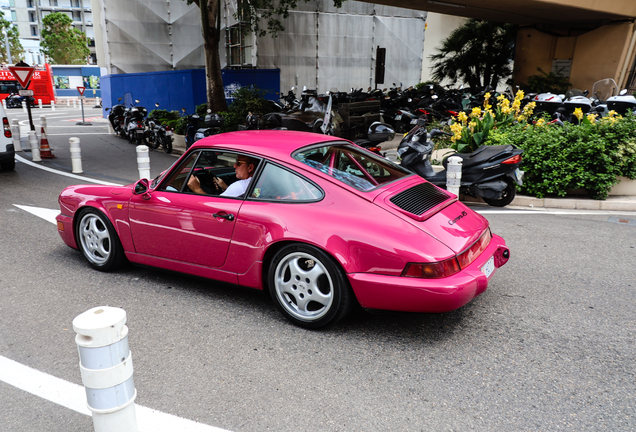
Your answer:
[182,107,186,113]
[118,97,122,102]
[133,178,149,195]
[155,103,159,108]
[105,107,110,111]
[134,99,140,104]
[620,89,628,95]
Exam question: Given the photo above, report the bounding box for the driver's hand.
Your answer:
[187,175,205,194]
[213,177,228,191]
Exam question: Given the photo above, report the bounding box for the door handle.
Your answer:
[213,212,234,221]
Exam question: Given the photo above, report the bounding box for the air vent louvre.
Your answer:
[390,182,451,215]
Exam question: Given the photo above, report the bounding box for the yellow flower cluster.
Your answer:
[573,107,584,121]
[470,107,482,118]
[449,121,463,142]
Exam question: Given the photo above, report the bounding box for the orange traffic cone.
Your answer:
[40,125,55,158]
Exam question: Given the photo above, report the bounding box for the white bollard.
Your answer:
[29,130,41,162]
[22,101,27,113]
[51,100,56,111]
[40,115,47,134]
[73,306,138,432]
[70,137,82,173]
[73,99,77,108]
[67,98,70,106]
[11,119,22,152]
[2,99,6,110]
[38,99,42,109]
[446,156,463,197]
[136,145,150,179]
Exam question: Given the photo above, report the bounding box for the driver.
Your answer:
[187,155,257,197]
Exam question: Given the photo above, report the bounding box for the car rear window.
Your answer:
[293,143,412,191]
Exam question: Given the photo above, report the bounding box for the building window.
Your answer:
[29,11,36,22]
[31,26,38,36]
[225,24,253,68]
[50,0,58,6]
[11,11,17,21]
[9,0,15,7]
[27,0,34,7]
[73,11,81,21]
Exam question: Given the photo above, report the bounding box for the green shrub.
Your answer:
[484,114,636,199]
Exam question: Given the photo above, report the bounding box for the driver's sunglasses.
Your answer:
[234,160,248,166]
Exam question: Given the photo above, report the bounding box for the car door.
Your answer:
[128,150,248,268]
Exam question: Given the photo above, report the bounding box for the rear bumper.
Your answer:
[0,145,15,162]
[348,234,508,313]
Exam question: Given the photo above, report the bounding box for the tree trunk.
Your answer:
[201,0,228,112]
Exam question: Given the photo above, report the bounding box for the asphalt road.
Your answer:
[1,106,635,431]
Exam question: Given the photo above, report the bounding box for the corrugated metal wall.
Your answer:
[249,1,426,93]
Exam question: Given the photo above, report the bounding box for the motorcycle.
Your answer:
[353,121,395,156]
[5,93,35,109]
[123,100,147,145]
[397,120,524,207]
[607,89,636,115]
[183,108,223,149]
[106,97,127,137]
[145,103,173,153]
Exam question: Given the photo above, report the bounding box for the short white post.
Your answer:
[136,145,150,179]
[22,101,27,113]
[29,130,41,162]
[2,99,6,110]
[446,156,463,197]
[96,97,101,106]
[73,99,77,108]
[70,137,82,173]
[67,98,70,106]
[11,119,22,152]
[40,115,47,134]
[38,99,43,109]
[51,100,56,111]
[73,306,138,432]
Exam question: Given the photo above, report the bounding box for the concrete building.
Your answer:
[3,0,96,65]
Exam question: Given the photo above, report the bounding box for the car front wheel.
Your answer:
[76,208,126,271]
[268,244,353,329]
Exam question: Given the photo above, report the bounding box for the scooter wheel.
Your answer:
[483,177,516,207]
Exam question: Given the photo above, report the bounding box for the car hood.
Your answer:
[373,177,489,254]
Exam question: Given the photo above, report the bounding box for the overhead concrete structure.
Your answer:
[370,0,636,91]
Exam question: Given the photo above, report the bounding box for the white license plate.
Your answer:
[136,129,145,134]
[166,131,173,136]
[410,118,418,125]
[481,255,495,279]
[395,114,402,121]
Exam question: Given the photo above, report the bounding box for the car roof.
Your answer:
[190,130,349,162]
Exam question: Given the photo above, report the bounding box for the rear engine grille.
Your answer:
[390,182,451,215]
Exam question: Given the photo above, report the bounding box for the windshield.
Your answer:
[293,143,412,191]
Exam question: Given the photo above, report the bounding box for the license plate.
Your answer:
[481,255,495,279]
[166,131,173,136]
[410,118,418,125]
[136,130,144,135]
[395,114,402,121]
[514,168,524,186]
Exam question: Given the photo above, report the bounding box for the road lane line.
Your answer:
[14,205,59,224]
[0,355,232,432]
[15,154,123,186]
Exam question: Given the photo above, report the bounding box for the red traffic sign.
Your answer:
[77,86,86,96]
[8,66,35,88]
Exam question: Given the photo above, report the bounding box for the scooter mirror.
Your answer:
[155,103,159,107]
[207,109,212,113]
[620,89,628,95]
[182,108,186,113]
[135,99,140,104]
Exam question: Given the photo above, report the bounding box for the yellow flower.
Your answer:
[470,107,482,118]
[608,110,617,117]
[496,94,507,102]
[501,105,512,115]
[515,89,525,101]
[468,121,477,131]
[456,111,468,124]
[484,92,491,101]
[573,107,583,121]
[449,122,463,142]
[522,101,536,116]
[587,113,597,123]
[535,118,545,127]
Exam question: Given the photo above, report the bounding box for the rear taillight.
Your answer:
[166,126,171,131]
[402,229,492,278]
[3,117,11,138]
[402,258,461,279]
[457,229,492,269]
[502,154,522,164]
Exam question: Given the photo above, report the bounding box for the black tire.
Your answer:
[1,159,16,171]
[76,208,126,271]
[483,177,517,207]
[268,244,353,329]
[162,135,173,154]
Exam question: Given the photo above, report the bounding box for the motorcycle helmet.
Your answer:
[367,122,395,143]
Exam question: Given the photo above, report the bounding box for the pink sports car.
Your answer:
[56,130,510,328]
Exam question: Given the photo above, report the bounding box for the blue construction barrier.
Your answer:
[100,68,280,117]
[52,65,104,99]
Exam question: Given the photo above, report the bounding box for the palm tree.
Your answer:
[429,19,517,90]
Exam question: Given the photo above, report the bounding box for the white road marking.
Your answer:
[14,204,60,224]
[15,154,122,186]
[0,355,232,432]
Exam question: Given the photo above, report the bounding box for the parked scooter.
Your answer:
[607,89,636,115]
[123,100,147,145]
[106,97,127,136]
[5,93,35,109]
[353,122,395,156]
[397,120,524,207]
[183,108,223,149]
[145,103,173,153]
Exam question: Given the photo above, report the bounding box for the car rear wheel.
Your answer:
[76,208,126,271]
[268,244,353,329]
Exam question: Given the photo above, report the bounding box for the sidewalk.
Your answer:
[381,135,636,212]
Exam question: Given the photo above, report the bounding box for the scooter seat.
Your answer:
[442,145,515,169]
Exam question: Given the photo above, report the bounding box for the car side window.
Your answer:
[251,163,323,202]
[158,152,198,192]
